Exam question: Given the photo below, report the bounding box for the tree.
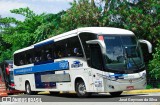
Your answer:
[0,7,64,62]
[0,16,13,61]
[61,0,103,30]
[149,41,160,79]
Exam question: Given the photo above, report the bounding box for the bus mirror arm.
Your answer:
[86,40,106,54]
[138,40,152,53]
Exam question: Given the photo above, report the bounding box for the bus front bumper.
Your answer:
[105,77,146,92]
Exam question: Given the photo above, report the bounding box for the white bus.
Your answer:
[13,27,152,97]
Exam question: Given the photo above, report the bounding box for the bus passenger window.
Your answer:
[67,36,83,57]
[54,52,58,59]
[58,51,63,58]
[67,50,71,57]
[35,57,40,62]
[29,58,33,63]
[73,48,82,57]
[47,53,52,60]
[20,60,24,65]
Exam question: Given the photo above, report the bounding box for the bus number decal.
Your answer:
[95,80,102,87]
[59,62,69,69]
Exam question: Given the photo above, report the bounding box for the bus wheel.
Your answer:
[109,91,123,97]
[50,92,59,96]
[25,82,33,95]
[76,80,90,98]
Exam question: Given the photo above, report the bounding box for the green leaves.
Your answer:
[10,7,36,18]
[149,43,160,79]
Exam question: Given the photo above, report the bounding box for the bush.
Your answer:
[146,84,153,89]
[149,42,160,79]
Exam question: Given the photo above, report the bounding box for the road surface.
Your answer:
[0,92,160,105]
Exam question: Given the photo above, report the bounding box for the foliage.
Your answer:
[146,84,153,89]
[158,84,160,88]
[0,8,64,61]
[149,42,160,79]
[61,0,102,30]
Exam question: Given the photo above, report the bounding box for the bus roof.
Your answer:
[14,27,134,54]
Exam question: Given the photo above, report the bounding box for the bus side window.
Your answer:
[68,36,83,57]
[54,40,67,59]
[29,58,33,63]
[14,54,19,66]
[47,53,52,60]
[54,36,83,59]
[79,32,97,59]
[47,47,53,61]
[35,57,39,62]
[20,60,24,65]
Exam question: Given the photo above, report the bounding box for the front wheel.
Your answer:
[76,80,91,98]
[109,91,123,97]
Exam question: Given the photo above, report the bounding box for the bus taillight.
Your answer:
[11,83,15,87]
[5,67,9,75]
[98,35,104,41]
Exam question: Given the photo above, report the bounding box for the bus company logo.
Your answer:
[71,61,83,68]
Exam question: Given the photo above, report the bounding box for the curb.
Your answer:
[123,89,160,94]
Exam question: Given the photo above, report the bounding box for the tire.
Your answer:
[25,82,35,95]
[75,80,91,98]
[8,93,14,95]
[109,91,123,97]
[50,91,60,96]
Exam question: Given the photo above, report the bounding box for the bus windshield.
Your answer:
[104,35,144,72]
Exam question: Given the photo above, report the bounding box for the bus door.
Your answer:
[88,44,104,92]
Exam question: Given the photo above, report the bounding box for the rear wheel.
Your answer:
[76,80,91,98]
[109,91,123,97]
[25,82,36,95]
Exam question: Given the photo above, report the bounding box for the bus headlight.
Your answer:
[141,73,146,79]
[108,76,117,81]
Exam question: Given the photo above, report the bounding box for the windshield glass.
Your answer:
[104,35,144,71]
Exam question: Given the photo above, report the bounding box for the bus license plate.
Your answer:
[127,86,134,90]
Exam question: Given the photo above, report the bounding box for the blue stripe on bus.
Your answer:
[34,40,54,48]
[14,61,69,75]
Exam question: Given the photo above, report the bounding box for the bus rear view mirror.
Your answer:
[138,40,152,53]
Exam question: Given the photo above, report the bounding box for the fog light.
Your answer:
[109,85,114,89]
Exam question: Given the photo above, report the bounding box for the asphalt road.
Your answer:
[1,92,160,103]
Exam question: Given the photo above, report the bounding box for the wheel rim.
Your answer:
[78,83,86,95]
[26,84,30,93]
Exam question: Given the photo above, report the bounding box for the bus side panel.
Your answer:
[14,74,35,91]
[68,60,95,92]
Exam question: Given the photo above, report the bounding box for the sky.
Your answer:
[0,0,73,20]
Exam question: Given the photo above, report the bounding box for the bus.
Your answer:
[13,27,152,97]
[0,60,23,95]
